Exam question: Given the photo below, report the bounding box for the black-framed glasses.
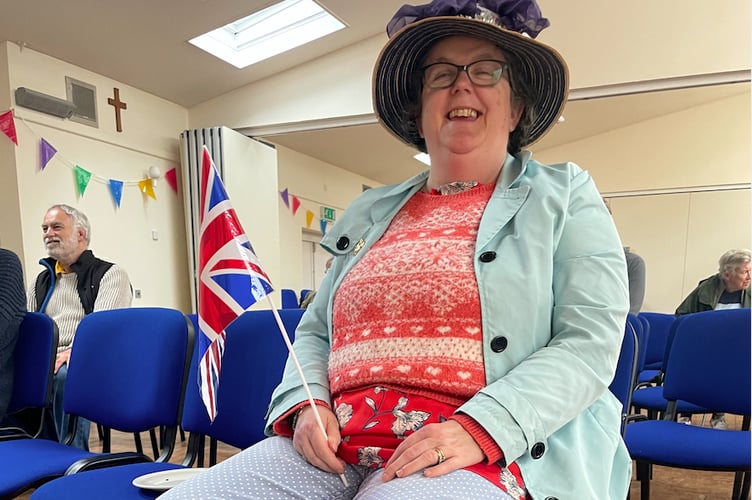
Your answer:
[422,60,510,89]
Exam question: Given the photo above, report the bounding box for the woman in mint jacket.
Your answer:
[164,1,631,498]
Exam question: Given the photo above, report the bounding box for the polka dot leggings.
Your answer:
[160,436,513,499]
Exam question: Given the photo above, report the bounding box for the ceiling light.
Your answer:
[189,0,345,69]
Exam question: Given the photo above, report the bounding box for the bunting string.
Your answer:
[1,109,179,207]
[279,188,341,235]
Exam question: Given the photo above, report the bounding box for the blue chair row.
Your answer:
[29,307,305,499]
[281,288,313,309]
[631,313,710,420]
[624,308,751,500]
[0,307,195,498]
[608,319,639,435]
[0,312,58,441]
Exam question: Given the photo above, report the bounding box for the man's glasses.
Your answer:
[422,60,510,89]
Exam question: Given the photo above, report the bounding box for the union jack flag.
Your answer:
[197,146,273,420]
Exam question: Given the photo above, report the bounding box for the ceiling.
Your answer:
[1,1,748,185]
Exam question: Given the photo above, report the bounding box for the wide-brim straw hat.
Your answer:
[373,1,569,152]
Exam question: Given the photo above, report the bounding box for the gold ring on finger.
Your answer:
[434,448,445,465]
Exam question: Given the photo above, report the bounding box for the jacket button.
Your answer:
[336,237,350,251]
[531,442,545,459]
[544,497,559,500]
[490,336,508,353]
[479,251,496,263]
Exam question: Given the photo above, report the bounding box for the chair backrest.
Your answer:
[6,312,58,414]
[63,308,194,457]
[609,320,639,431]
[280,289,299,309]
[638,312,675,370]
[182,308,305,457]
[662,309,751,416]
[627,313,649,373]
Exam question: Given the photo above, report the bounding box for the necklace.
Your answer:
[429,180,479,195]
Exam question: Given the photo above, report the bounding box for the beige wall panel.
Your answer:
[539,0,750,90]
[682,189,752,297]
[536,93,750,194]
[609,194,690,313]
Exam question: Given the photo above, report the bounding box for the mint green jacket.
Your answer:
[266,152,631,500]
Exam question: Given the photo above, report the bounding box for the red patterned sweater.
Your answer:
[327,184,527,498]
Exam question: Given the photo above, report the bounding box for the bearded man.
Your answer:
[27,204,132,450]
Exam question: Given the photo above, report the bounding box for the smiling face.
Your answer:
[417,36,523,165]
[42,208,87,266]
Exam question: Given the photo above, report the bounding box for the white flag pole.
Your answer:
[264,295,349,487]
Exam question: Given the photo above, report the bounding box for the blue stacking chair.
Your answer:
[630,315,709,420]
[31,308,305,499]
[0,312,58,440]
[0,308,194,498]
[280,288,299,309]
[635,312,673,385]
[609,319,639,435]
[625,309,751,500]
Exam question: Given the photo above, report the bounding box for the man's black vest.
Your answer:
[34,250,114,315]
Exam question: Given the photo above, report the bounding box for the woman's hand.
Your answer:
[382,420,483,481]
[291,405,346,474]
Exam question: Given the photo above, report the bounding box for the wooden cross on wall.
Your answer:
[107,88,127,132]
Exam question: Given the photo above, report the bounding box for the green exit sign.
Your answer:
[321,206,336,222]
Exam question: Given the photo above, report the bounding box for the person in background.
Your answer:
[603,199,646,314]
[675,248,751,429]
[164,0,630,498]
[0,247,26,421]
[27,204,132,450]
[300,257,333,309]
[624,247,646,314]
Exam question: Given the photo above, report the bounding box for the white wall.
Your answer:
[3,42,192,311]
[275,144,384,292]
[188,0,750,133]
[535,93,751,313]
[538,0,750,89]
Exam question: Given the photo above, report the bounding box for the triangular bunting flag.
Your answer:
[306,210,314,228]
[165,167,178,194]
[279,188,289,208]
[74,165,92,197]
[40,138,57,170]
[109,179,124,207]
[291,195,301,216]
[320,219,327,235]
[139,179,157,200]
[0,110,18,145]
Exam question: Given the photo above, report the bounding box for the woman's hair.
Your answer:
[402,43,538,155]
[50,204,91,244]
[718,249,751,274]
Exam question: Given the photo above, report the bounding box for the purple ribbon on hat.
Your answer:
[386,0,550,38]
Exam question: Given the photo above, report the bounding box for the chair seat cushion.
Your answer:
[31,462,186,499]
[0,439,95,496]
[626,420,750,469]
[636,369,660,384]
[631,386,708,413]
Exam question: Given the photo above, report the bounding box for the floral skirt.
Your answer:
[333,386,528,500]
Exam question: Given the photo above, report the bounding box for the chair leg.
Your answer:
[733,469,750,500]
[133,432,143,455]
[149,428,159,459]
[636,461,651,500]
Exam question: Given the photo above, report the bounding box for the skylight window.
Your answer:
[189,0,345,69]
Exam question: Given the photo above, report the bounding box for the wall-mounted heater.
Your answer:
[15,87,77,118]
